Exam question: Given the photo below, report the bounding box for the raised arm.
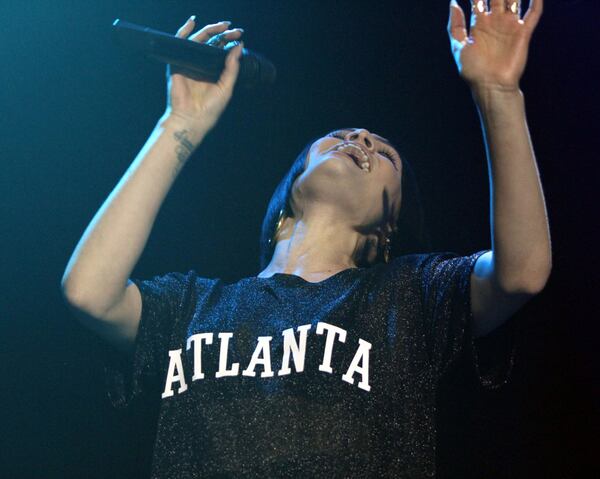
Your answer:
[61,18,244,352]
[447,0,551,337]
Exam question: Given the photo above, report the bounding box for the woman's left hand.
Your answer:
[447,0,543,92]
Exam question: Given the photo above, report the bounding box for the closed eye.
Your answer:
[328,132,346,140]
[379,151,399,170]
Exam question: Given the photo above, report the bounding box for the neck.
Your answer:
[258,215,372,281]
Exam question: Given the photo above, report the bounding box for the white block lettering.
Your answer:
[278,324,311,376]
[341,338,372,392]
[186,332,213,380]
[242,336,274,377]
[316,322,347,374]
[215,332,240,378]
[162,348,188,398]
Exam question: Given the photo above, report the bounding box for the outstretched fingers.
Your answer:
[470,0,488,28]
[489,0,506,13]
[523,0,543,31]
[448,1,468,46]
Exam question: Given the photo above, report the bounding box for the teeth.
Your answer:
[336,144,366,158]
[342,144,367,159]
[333,143,372,172]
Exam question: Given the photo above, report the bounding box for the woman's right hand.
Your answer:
[164,17,245,134]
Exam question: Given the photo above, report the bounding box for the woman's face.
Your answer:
[290,128,403,232]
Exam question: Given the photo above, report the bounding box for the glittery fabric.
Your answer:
[105,250,514,478]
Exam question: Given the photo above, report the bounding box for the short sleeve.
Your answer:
[104,270,196,410]
[418,250,487,378]
[417,250,517,389]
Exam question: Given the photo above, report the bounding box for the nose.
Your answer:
[344,129,375,151]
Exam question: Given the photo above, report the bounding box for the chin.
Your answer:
[304,174,371,203]
[294,157,382,214]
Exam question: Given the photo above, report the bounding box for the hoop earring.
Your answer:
[268,208,286,246]
[383,236,392,264]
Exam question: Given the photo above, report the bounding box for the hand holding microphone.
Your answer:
[112,17,276,135]
[165,17,244,134]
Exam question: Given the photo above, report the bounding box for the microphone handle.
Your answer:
[111,19,276,88]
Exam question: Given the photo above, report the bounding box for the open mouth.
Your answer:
[333,143,371,172]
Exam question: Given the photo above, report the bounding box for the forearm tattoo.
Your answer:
[172,129,196,176]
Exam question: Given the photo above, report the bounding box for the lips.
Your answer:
[333,143,371,172]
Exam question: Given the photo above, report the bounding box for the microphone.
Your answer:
[111,19,276,88]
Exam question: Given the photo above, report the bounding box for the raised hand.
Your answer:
[447,0,543,92]
[165,17,245,133]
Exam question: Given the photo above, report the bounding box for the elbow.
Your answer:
[496,242,552,295]
[524,251,553,294]
[60,276,85,311]
[502,259,552,296]
[60,274,76,305]
[61,272,82,307]
[520,271,551,295]
[60,274,105,318]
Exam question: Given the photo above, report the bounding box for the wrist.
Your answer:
[470,83,523,102]
[157,111,210,144]
[470,85,524,113]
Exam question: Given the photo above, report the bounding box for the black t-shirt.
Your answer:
[105,250,511,478]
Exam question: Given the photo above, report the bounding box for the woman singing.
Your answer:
[62,1,550,477]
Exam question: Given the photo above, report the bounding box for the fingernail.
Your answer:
[237,28,244,33]
[450,0,458,8]
[220,20,232,24]
[189,15,196,22]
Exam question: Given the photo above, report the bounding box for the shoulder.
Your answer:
[385,251,464,276]
[132,269,223,303]
[380,250,488,291]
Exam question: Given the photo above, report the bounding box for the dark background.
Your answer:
[1,0,597,477]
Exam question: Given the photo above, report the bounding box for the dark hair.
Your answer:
[258,132,431,270]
